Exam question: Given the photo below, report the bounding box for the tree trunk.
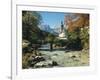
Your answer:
[50,42,53,51]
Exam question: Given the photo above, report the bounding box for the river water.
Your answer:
[39,50,89,67]
[37,43,89,67]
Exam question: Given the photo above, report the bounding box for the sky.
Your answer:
[39,11,65,29]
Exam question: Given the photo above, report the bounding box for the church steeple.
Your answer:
[61,21,64,33]
[58,21,67,39]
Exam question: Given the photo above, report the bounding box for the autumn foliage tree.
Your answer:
[64,13,89,50]
[65,13,89,32]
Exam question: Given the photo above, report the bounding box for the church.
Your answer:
[58,21,67,40]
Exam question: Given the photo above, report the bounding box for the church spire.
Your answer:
[61,21,64,33]
[58,21,67,39]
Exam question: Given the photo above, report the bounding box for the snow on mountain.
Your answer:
[39,25,58,35]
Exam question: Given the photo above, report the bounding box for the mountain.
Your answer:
[39,25,51,32]
[53,27,61,34]
[39,25,58,35]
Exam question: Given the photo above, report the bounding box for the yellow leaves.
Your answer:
[64,13,89,32]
